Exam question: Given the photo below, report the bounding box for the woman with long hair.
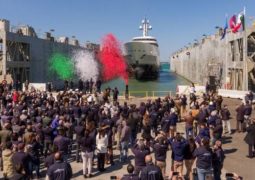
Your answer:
[96,126,108,172]
[80,129,94,178]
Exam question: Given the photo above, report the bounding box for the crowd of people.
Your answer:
[0,81,252,180]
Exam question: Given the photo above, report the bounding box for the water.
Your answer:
[102,64,190,97]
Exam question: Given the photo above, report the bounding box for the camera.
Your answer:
[225,173,234,177]
[172,172,179,176]
[110,176,117,180]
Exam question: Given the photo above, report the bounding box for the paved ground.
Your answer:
[67,97,255,180]
[1,97,254,180]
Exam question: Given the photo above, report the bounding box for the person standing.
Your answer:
[244,118,255,158]
[74,121,85,162]
[12,143,31,177]
[120,121,130,162]
[212,140,225,180]
[184,137,196,180]
[169,108,178,138]
[79,129,95,178]
[46,152,72,180]
[2,141,14,179]
[53,127,71,162]
[78,79,83,92]
[244,101,252,128]
[131,139,150,175]
[96,126,108,172]
[169,133,187,178]
[193,138,213,180]
[184,111,194,139]
[153,135,168,177]
[121,163,139,180]
[140,155,164,180]
[220,105,231,135]
[236,103,245,133]
[180,94,187,118]
[112,87,119,101]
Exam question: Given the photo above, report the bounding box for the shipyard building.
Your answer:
[170,24,255,92]
[0,19,99,88]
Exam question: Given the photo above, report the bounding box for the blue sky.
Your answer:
[0,0,254,61]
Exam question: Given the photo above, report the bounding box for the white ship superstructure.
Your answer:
[124,18,160,79]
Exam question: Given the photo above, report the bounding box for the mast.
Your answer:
[139,18,152,37]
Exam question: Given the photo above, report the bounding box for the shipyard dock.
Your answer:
[0,19,99,88]
[170,25,255,92]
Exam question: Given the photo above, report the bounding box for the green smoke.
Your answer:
[49,53,74,80]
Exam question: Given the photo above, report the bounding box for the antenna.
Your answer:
[139,17,152,37]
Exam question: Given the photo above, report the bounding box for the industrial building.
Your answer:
[0,19,99,88]
[170,24,255,92]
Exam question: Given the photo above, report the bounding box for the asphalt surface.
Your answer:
[0,97,254,180]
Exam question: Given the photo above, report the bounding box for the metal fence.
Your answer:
[121,91,173,98]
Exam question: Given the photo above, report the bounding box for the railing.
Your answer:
[121,91,173,98]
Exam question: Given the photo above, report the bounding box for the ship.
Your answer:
[124,18,160,80]
[170,23,255,92]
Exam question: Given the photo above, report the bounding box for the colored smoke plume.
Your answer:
[49,53,74,80]
[73,50,99,81]
[99,33,128,84]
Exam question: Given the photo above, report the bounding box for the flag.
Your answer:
[221,16,228,40]
[229,10,245,33]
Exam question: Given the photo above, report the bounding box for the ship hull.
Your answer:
[124,41,160,80]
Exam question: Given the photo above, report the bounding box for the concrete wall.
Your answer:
[4,32,85,88]
[170,27,255,91]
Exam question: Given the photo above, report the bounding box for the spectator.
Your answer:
[79,129,95,178]
[46,152,72,180]
[221,105,231,135]
[193,138,213,180]
[212,140,225,180]
[120,120,130,162]
[140,155,164,180]
[96,126,108,172]
[184,137,196,180]
[236,103,245,133]
[121,163,139,180]
[244,118,255,158]
[153,133,168,177]
[2,141,14,179]
[12,143,31,177]
[169,132,187,178]
[132,139,150,175]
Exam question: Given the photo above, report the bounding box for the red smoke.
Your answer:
[99,33,128,84]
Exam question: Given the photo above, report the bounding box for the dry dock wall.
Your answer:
[170,27,255,91]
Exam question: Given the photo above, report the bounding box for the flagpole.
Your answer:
[225,14,228,90]
[243,6,248,91]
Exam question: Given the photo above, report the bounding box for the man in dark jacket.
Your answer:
[153,134,168,177]
[140,155,164,180]
[74,121,85,162]
[212,140,225,180]
[244,118,255,158]
[12,143,31,177]
[244,101,252,128]
[169,133,187,177]
[236,103,245,132]
[220,105,231,134]
[53,128,71,162]
[46,152,72,180]
[131,139,150,175]
[121,163,139,180]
